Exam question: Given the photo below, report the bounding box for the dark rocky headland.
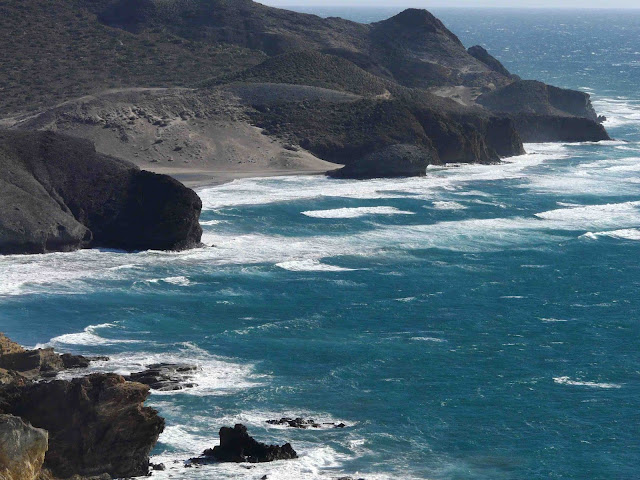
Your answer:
[0,130,202,255]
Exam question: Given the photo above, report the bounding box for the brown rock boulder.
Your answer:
[0,414,48,480]
[0,334,25,356]
[0,349,64,378]
[0,374,164,479]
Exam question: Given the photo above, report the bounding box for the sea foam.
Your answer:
[301,206,414,218]
[553,377,622,389]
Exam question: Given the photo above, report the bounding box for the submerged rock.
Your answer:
[125,363,198,391]
[266,417,346,429]
[0,414,48,480]
[194,424,297,464]
[0,373,164,479]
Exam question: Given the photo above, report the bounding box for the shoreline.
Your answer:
[148,166,338,190]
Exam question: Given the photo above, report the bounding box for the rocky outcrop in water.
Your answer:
[0,414,48,480]
[476,80,610,142]
[477,80,599,119]
[125,363,198,391]
[0,335,91,380]
[0,334,164,479]
[0,373,164,479]
[193,424,297,464]
[0,130,202,255]
[266,417,346,429]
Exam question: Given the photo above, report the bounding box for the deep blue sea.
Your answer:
[1,8,639,480]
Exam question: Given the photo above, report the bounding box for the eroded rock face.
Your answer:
[0,130,202,255]
[467,45,514,78]
[477,80,599,120]
[0,414,48,480]
[329,144,436,179]
[0,334,24,356]
[512,114,611,143]
[0,374,164,479]
[194,424,297,464]
[0,344,91,380]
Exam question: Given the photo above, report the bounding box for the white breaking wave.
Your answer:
[55,341,266,397]
[1,138,638,299]
[198,149,561,210]
[582,228,640,241]
[431,201,467,210]
[149,409,409,480]
[301,206,414,218]
[535,201,640,230]
[410,336,447,343]
[592,97,640,128]
[276,259,356,272]
[145,276,192,286]
[521,142,640,196]
[39,323,143,348]
[553,376,622,389]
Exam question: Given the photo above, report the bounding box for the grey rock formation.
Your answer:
[0,1,612,181]
[467,45,514,78]
[0,130,202,255]
[125,363,198,391]
[329,144,436,179]
[477,80,599,119]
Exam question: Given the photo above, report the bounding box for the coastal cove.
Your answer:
[1,6,639,480]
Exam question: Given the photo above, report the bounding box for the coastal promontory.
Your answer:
[0,130,202,255]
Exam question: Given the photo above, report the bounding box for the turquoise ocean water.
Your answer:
[1,8,639,480]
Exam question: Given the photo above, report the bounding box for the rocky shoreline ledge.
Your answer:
[0,333,338,479]
[0,333,164,479]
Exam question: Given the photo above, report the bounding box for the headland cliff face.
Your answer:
[0,131,202,255]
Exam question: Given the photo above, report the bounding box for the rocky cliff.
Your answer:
[0,130,202,255]
[0,375,164,479]
[477,80,609,142]
[0,333,165,480]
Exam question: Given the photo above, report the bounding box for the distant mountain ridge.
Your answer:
[87,1,510,90]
